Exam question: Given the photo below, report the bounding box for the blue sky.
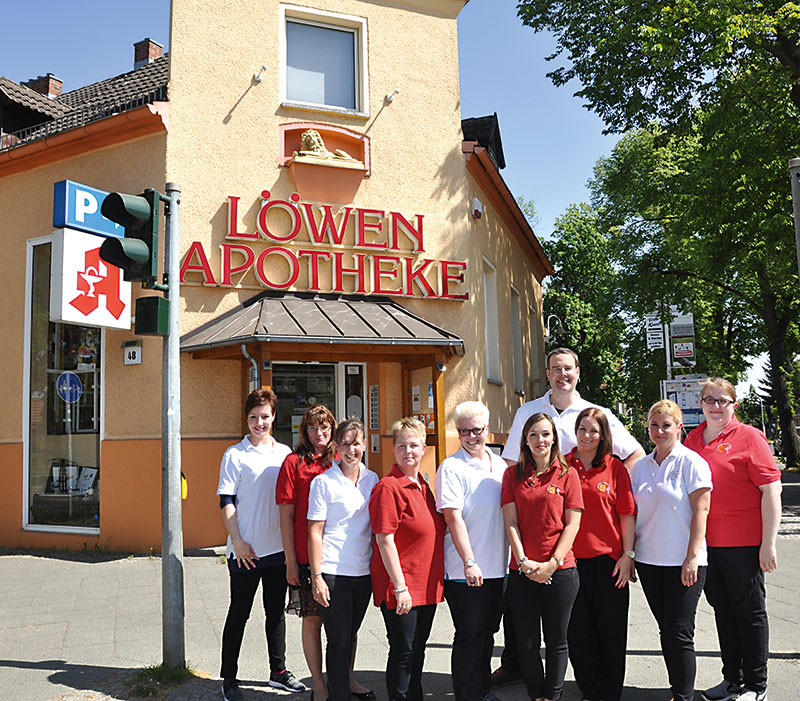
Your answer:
[0,0,616,237]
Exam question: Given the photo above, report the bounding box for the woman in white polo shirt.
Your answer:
[435,401,509,701]
[217,389,305,701]
[631,399,712,701]
[308,418,379,701]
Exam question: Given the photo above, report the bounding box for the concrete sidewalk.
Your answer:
[2,474,799,701]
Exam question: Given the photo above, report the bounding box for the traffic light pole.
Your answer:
[162,182,185,668]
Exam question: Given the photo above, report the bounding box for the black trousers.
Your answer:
[220,561,288,679]
[705,546,769,693]
[497,590,519,674]
[637,562,707,701]
[506,567,579,701]
[444,578,505,701]
[380,602,437,701]
[319,574,372,701]
[567,555,629,701]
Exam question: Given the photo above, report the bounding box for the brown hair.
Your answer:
[245,388,277,416]
[574,407,613,468]
[296,404,337,465]
[546,347,580,369]
[334,417,365,446]
[702,377,737,403]
[516,412,569,481]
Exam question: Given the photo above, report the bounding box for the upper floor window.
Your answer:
[281,6,369,116]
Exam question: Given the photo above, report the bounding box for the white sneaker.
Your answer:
[738,690,766,701]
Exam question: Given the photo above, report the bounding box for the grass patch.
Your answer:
[125,663,198,698]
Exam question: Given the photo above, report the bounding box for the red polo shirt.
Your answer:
[685,418,780,547]
[369,465,445,609]
[275,452,330,565]
[501,461,583,570]
[566,449,635,560]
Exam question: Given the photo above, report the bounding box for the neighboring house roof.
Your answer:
[0,76,70,119]
[461,112,506,170]
[181,290,466,357]
[59,56,169,110]
[0,55,169,152]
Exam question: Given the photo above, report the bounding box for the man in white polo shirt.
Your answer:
[502,347,645,470]
[490,347,645,689]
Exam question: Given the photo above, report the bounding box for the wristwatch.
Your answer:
[552,554,565,567]
[465,558,477,568]
[625,549,636,560]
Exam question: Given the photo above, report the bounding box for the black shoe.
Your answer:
[222,679,245,701]
[351,691,376,701]
[489,667,522,688]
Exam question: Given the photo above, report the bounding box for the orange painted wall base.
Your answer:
[0,439,230,553]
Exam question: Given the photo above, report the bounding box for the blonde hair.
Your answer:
[702,377,737,403]
[392,416,427,444]
[647,399,683,425]
[454,401,489,425]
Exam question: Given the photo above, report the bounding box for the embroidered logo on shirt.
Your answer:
[597,481,610,493]
[547,484,562,495]
[717,443,732,454]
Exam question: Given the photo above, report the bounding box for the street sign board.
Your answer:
[662,376,707,428]
[53,180,124,239]
[50,228,132,330]
[56,371,83,404]
[645,313,664,350]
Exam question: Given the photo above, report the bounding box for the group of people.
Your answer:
[216,346,782,701]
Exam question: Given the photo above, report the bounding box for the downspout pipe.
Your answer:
[241,344,258,392]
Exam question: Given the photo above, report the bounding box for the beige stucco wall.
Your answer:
[165,0,545,436]
[0,134,167,441]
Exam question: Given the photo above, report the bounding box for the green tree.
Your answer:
[542,204,628,408]
[516,0,800,133]
[589,82,800,462]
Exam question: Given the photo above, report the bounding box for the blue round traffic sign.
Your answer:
[56,371,83,403]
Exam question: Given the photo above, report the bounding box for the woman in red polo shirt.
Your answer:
[502,412,582,701]
[369,416,446,701]
[566,407,635,701]
[684,378,782,701]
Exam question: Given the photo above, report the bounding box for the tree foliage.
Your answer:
[516,0,800,133]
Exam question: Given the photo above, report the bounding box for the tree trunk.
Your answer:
[765,310,800,466]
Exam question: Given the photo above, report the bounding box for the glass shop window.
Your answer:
[27,242,101,529]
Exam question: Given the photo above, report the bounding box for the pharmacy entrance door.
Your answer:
[272,362,366,456]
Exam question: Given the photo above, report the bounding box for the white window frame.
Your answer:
[23,235,104,535]
[510,286,524,394]
[482,258,501,385]
[280,4,369,118]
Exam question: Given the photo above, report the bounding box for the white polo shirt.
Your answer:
[217,436,292,559]
[435,446,510,580]
[631,442,713,567]
[501,390,643,462]
[307,461,379,576]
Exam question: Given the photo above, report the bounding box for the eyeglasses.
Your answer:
[701,397,734,407]
[308,425,332,433]
[457,426,487,437]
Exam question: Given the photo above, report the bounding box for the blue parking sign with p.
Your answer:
[53,180,123,239]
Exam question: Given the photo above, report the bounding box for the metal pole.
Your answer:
[789,159,800,284]
[162,182,185,668]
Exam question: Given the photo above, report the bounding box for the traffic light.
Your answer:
[99,188,161,284]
